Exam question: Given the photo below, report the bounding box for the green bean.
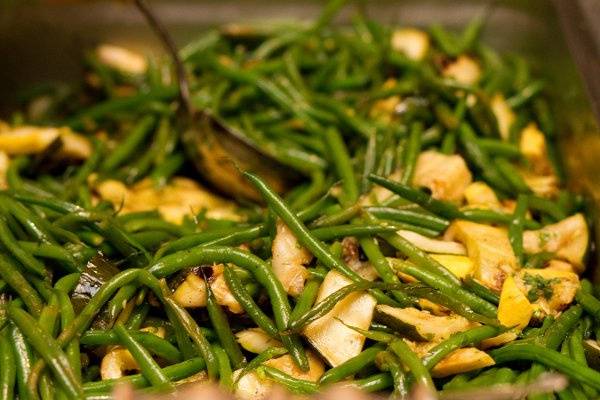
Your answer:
[235,347,288,387]
[477,138,522,158]
[309,203,363,228]
[9,323,34,400]
[290,272,323,320]
[359,237,415,307]
[323,127,359,205]
[150,153,184,186]
[29,269,142,389]
[507,80,545,108]
[508,194,528,265]
[320,344,384,385]
[288,281,406,331]
[311,224,397,241]
[490,342,600,390]
[149,246,308,370]
[83,357,206,394]
[576,291,600,321]
[80,330,181,363]
[377,228,461,286]
[113,322,173,390]
[213,344,233,390]
[389,339,435,392]
[422,326,500,369]
[463,277,500,305]
[0,196,55,244]
[0,217,46,276]
[542,305,582,350]
[0,255,43,317]
[205,275,246,369]
[388,258,497,318]
[528,195,567,222]
[54,291,81,383]
[100,116,157,172]
[461,208,541,229]
[8,305,82,399]
[368,174,463,219]
[366,207,449,232]
[458,123,512,193]
[155,226,250,257]
[495,158,531,194]
[348,372,393,392]
[66,86,177,129]
[258,366,320,394]
[0,329,16,400]
[18,241,79,273]
[223,265,278,337]
[401,122,423,185]
[244,171,362,282]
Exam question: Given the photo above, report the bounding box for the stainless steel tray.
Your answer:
[1,0,599,273]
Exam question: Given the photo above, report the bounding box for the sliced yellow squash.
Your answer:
[490,94,515,140]
[374,305,473,342]
[498,276,533,329]
[446,220,517,291]
[429,254,474,279]
[464,181,501,209]
[432,348,495,378]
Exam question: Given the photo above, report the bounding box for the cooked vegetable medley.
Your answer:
[1,1,599,399]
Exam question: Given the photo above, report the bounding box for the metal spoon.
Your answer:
[134,0,298,202]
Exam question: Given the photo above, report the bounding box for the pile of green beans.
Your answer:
[0,0,596,399]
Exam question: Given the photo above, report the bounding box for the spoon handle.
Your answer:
[133,0,193,115]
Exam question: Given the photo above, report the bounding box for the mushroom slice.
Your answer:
[303,270,377,367]
[442,55,482,86]
[235,328,283,354]
[398,230,466,255]
[391,28,430,61]
[413,150,472,203]
[271,219,313,296]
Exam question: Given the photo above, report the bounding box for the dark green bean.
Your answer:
[113,322,173,390]
[389,339,434,392]
[320,344,384,385]
[388,258,497,318]
[458,123,512,193]
[258,366,320,394]
[244,171,363,283]
[223,265,278,337]
[508,194,528,265]
[401,122,423,185]
[368,174,463,219]
[0,217,46,276]
[0,255,43,317]
[83,357,205,394]
[8,305,82,399]
[205,276,246,369]
[0,329,16,400]
[490,342,600,390]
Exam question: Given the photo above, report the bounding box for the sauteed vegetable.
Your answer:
[0,1,597,399]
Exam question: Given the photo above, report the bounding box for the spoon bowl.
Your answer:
[134,0,298,201]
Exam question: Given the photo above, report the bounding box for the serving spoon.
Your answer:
[134,0,298,202]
